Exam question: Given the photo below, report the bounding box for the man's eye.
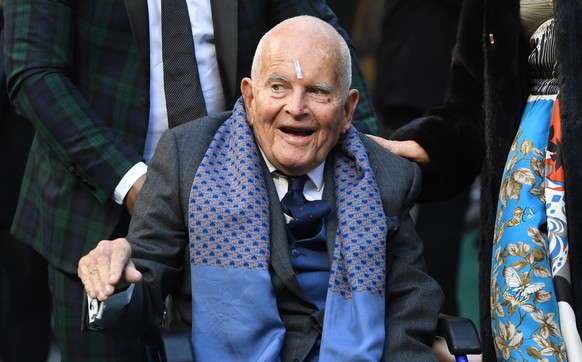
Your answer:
[268,83,288,98]
[309,88,331,102]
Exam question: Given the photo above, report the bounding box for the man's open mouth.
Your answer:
[281,127,314,136]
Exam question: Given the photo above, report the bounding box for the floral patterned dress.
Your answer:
[490,13,582,361]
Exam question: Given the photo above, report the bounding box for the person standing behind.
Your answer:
[374,0,468,317]
[374,0,463,136]
[369,0,582,359]
[0,3,52,361]
[3,0,377,360]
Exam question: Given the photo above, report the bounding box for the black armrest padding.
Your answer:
[437,313,482,355]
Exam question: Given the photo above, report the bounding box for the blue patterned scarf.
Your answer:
[189,98,387,361]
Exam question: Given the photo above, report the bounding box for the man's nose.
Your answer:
[285,91,309,116]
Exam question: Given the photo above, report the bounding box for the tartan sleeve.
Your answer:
[264,0,379,134]
[3,0,144,204]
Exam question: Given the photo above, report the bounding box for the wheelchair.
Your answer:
[141,313,482,362]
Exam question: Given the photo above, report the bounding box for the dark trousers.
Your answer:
[415,188,471,315]
[0,227,52,362]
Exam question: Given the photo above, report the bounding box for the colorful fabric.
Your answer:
[188,98,387,361]
[546,99,582,358]
[491,95,568,360]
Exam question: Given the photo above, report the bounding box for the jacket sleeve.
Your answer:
[390,0,486,201]
[84,128,190,337]
[81,114,226,337]
[361,136,443,360]
[3,0,145,203]
[384,165,443,361]
[265,0,378,134]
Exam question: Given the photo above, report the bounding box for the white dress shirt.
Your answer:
[260,149,326,204]
[113,0,226,204]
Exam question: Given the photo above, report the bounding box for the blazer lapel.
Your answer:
[124,0,150,78]
[210,0,238,105]
[323,160,337,265]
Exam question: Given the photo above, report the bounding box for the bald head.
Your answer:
[251,15,352,96]
[240,15,359,176]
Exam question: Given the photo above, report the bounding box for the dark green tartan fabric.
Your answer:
[5,0,148,274]
[4,0,377,275]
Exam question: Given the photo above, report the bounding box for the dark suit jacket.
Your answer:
[104,112,442,361]
[0,9,34,227]
[375,0,464,120]
[4,0,377,274]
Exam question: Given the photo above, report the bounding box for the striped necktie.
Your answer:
[161,0,207,128]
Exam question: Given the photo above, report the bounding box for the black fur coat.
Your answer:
[391,0,582,360]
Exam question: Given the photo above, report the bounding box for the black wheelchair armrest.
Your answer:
[437,313,482,356]
[140,325,194,362]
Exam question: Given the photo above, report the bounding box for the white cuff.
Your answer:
[113,162,148,205]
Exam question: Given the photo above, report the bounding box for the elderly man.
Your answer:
[78,15,443,361]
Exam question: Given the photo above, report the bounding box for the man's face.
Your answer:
[241,33,358,176]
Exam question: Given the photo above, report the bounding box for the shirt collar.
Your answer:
[259,148,326,192]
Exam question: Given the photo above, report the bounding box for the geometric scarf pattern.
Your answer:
[187,97,387,361]
[331,125,387,298]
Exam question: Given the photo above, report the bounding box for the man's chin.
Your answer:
[274,158,312,176]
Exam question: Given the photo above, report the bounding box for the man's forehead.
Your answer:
[265,36,334,62]
[262,71,334,89]
[259,53,337,83]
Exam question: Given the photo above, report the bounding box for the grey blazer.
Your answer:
[106,112,443,361]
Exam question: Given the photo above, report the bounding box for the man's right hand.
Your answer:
[78,238,142,302]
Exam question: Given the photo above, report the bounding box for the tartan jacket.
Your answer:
[4,0,377,274]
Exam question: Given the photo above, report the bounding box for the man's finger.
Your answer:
[96,244,114,297]
[78,255,98,299]
[106,238,133,285]
[86,250,109,301]
[123,260,143,284]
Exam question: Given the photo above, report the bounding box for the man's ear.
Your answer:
[241,77,255,126]
[342,89,359,133]
[241,78,254,108]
